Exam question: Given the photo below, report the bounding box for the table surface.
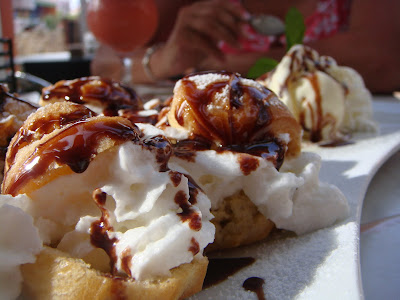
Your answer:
[360,149,400,300]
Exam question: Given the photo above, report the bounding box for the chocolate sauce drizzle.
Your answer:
[6,106,95,170]
[42,76,142,115]
[174,190,201,231]
[4,118,138,196]
[90,189,120,275]
[171,72,286,171]
[189,237,200,255]
[41,76,162,124]
[169,170,182,187]
[90,189,136,280]
[141,134,172,172]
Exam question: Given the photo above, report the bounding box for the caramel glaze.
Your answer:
[41,76,160,124]
[142,133,203,233]
[172,71,286,172]
[3,117,139,196]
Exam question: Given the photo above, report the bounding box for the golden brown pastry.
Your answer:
[153,71,348,250]
[22,247,208,300]
[40,76,159,125]
[3,102,215,299]
[166,71,302,159]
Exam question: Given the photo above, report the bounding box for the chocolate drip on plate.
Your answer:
[202,257,255,289]
[243,277,266,300]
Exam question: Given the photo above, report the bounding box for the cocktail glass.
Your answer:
[87,0,158,85]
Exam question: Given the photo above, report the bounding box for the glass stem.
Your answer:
[121,56,133,86]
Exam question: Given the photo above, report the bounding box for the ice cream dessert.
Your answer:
[2,102,214,299]
[0,194,42,300]
[0,85,37,182]
[156,71,349,250]
[40,76,159,124]
[258,44,377,144]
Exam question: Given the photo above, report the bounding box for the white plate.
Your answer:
[360,150,400,299]
[191,96,400,300]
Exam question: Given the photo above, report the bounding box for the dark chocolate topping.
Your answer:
[42,76,143,116]
[90,189,119,275]
[174,190,202,231]
[243,277,266,300]
[176,72,279,146]
[4,117,138,196]
[170,71,286,170]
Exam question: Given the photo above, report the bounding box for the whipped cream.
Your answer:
[171,150,348,235]
[22,123,214,280]
[147,117,349,235]
[154,71,349,235]
[259,45,377,143]
[0,194,42,300]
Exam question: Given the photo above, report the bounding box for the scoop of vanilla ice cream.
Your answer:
[276,152,349,233]
[142,124,349,235]
[24,124,214,280]
[326,65,377,132]
[0,194,42,300]
[261,44,377,143]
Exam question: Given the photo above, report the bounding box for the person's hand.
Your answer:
[153,0,244,80]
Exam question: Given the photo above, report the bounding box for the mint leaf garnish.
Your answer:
[285,7,305,50]
[247,57,278,79]
[246,8,305,78]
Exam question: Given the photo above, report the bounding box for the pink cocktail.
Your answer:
[87,0,159,84]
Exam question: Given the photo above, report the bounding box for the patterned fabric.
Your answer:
[220,0,352,54]
[304,0,352,42]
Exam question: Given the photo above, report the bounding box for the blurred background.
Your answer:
[12,0,94,56]
[1,0,94,87]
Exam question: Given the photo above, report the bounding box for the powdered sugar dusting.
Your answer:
[240,77,264,90]
[192,222,357,300]
[187,73,230,90]
[214,85,231,103]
